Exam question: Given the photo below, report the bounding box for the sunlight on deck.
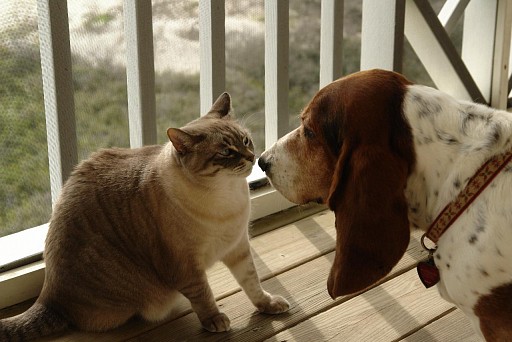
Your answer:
[0,208,478,341]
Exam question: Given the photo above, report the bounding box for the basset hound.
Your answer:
[258,69,512,341]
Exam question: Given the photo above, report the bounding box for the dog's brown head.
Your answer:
[259,69,416,298]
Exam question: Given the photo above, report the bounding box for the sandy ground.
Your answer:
[1,0,264,74]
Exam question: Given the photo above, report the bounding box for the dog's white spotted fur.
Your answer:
[261,75,512,340]
[403,85,512,336]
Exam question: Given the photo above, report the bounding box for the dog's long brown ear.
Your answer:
[324,69,415,298]
[326,140,411,298]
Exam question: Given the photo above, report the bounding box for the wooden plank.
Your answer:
[264,0,289,149]
[360,0,405,72]
[461,0,498,104]
[250,203,326,237]
[0,262,44,310]
[401,309,479,342]
[0,299,34,320]
[3,212,444,342]
[250,185,296,221]
[0,224,47,273]
[204,210,337,300]
[319,0,344,88]
[129,254,339,342]
[199,0,226,115]
[124,230,427,341]
[404,0,484,102]
[37,0,77,205]
[438,0,470,34]
[269,269,455,342]
[490,0,512,109]
[38,210,337,341]
[123,0,157,148]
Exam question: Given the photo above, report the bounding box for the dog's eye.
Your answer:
[304,128,315,139]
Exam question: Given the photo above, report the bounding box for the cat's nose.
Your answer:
[258,156,270,172]
[247,152,255,164]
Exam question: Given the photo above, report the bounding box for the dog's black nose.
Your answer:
[258,157,270,172]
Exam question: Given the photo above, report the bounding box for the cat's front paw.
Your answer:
[201,312,231,332]
[256,294,290,314]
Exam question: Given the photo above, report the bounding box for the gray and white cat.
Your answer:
[0,93,289,340]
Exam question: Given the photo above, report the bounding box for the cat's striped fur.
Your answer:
[0,93,289,341]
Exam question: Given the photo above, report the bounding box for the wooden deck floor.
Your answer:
[1,207,479,341]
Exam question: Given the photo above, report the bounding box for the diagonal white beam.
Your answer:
[438,0,470,34]
[405,0,484,102]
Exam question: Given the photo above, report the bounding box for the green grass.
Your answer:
[0,0,446,237]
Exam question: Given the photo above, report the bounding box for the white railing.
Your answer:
[1,0,512,310]
[37,0,512,208]
[123,0,157,148]
[38,0,77,206]
[363,0,512,108]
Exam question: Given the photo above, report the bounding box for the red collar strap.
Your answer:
[425,149,512,244]
[417,149,512,288]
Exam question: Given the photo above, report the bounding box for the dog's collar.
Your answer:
[424,149,512,245]
[417,149,512,288]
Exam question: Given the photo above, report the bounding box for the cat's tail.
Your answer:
[0,302,69,341]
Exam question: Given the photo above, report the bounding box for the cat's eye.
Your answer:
[219,148,233,156]
[243,136,251,146]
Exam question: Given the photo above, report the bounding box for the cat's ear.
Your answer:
[206,92,231,119]
[167,128,204,154]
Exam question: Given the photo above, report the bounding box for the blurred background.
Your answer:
[0,0,455,237]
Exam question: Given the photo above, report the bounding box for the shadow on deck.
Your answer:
[0,207,478,341]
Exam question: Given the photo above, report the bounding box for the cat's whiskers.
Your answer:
[239,111,263,129]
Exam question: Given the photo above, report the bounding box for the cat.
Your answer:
[0,93,290,341]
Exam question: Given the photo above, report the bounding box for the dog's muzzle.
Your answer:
[258,156,271,172]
